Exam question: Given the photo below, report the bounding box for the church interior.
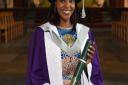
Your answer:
[0,0,128,85]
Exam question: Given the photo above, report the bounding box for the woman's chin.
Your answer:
[61,16,71,22]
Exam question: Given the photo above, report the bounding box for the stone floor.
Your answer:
[0,29,128,85]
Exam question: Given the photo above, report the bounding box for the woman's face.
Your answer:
[55,0,75,22]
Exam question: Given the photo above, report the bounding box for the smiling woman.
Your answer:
[26,0,103,85]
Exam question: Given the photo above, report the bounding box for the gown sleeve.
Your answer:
[88,31,104,85]
[26,27,50,85]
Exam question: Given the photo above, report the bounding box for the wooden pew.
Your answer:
[0,12,24,43]
[0,12,9,43]
[112,11,128,44]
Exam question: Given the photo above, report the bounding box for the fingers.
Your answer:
[86,41,96,64]
[89,45,95,52]
[87,43,96,56]
[86,58,91,64]
[86,52,94,64]
[87,48,95,56]
[87,52,93,59]
[89,42,96,51]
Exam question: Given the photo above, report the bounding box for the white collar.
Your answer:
[39,22,90,55]
[39,22,90,36]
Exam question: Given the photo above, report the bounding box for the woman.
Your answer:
[26,0,103,85]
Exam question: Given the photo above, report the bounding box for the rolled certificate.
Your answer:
[70,39,92,85]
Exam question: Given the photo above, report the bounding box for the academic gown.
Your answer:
[26,22,103,85]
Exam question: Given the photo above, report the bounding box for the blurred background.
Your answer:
[0,0,128,85]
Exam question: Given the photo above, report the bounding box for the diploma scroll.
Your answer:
[70,39,92,85]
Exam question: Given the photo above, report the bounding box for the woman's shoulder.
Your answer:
[32,22,50,34]
[38,22,53,32]
[76,23,90,33]
[76,23,90,30]
[33,27,44,35]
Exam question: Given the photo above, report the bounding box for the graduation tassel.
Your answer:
[81,0,86,18]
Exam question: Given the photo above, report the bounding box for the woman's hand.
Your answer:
[86,42,96,64]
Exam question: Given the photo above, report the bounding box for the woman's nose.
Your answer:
[65,2,70,8]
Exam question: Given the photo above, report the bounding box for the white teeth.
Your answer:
[63,11,70,14]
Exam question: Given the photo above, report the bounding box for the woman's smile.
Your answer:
[56,0,75,21]
[63,10,73,15]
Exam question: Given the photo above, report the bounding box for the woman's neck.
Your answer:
[59,20,72,29]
